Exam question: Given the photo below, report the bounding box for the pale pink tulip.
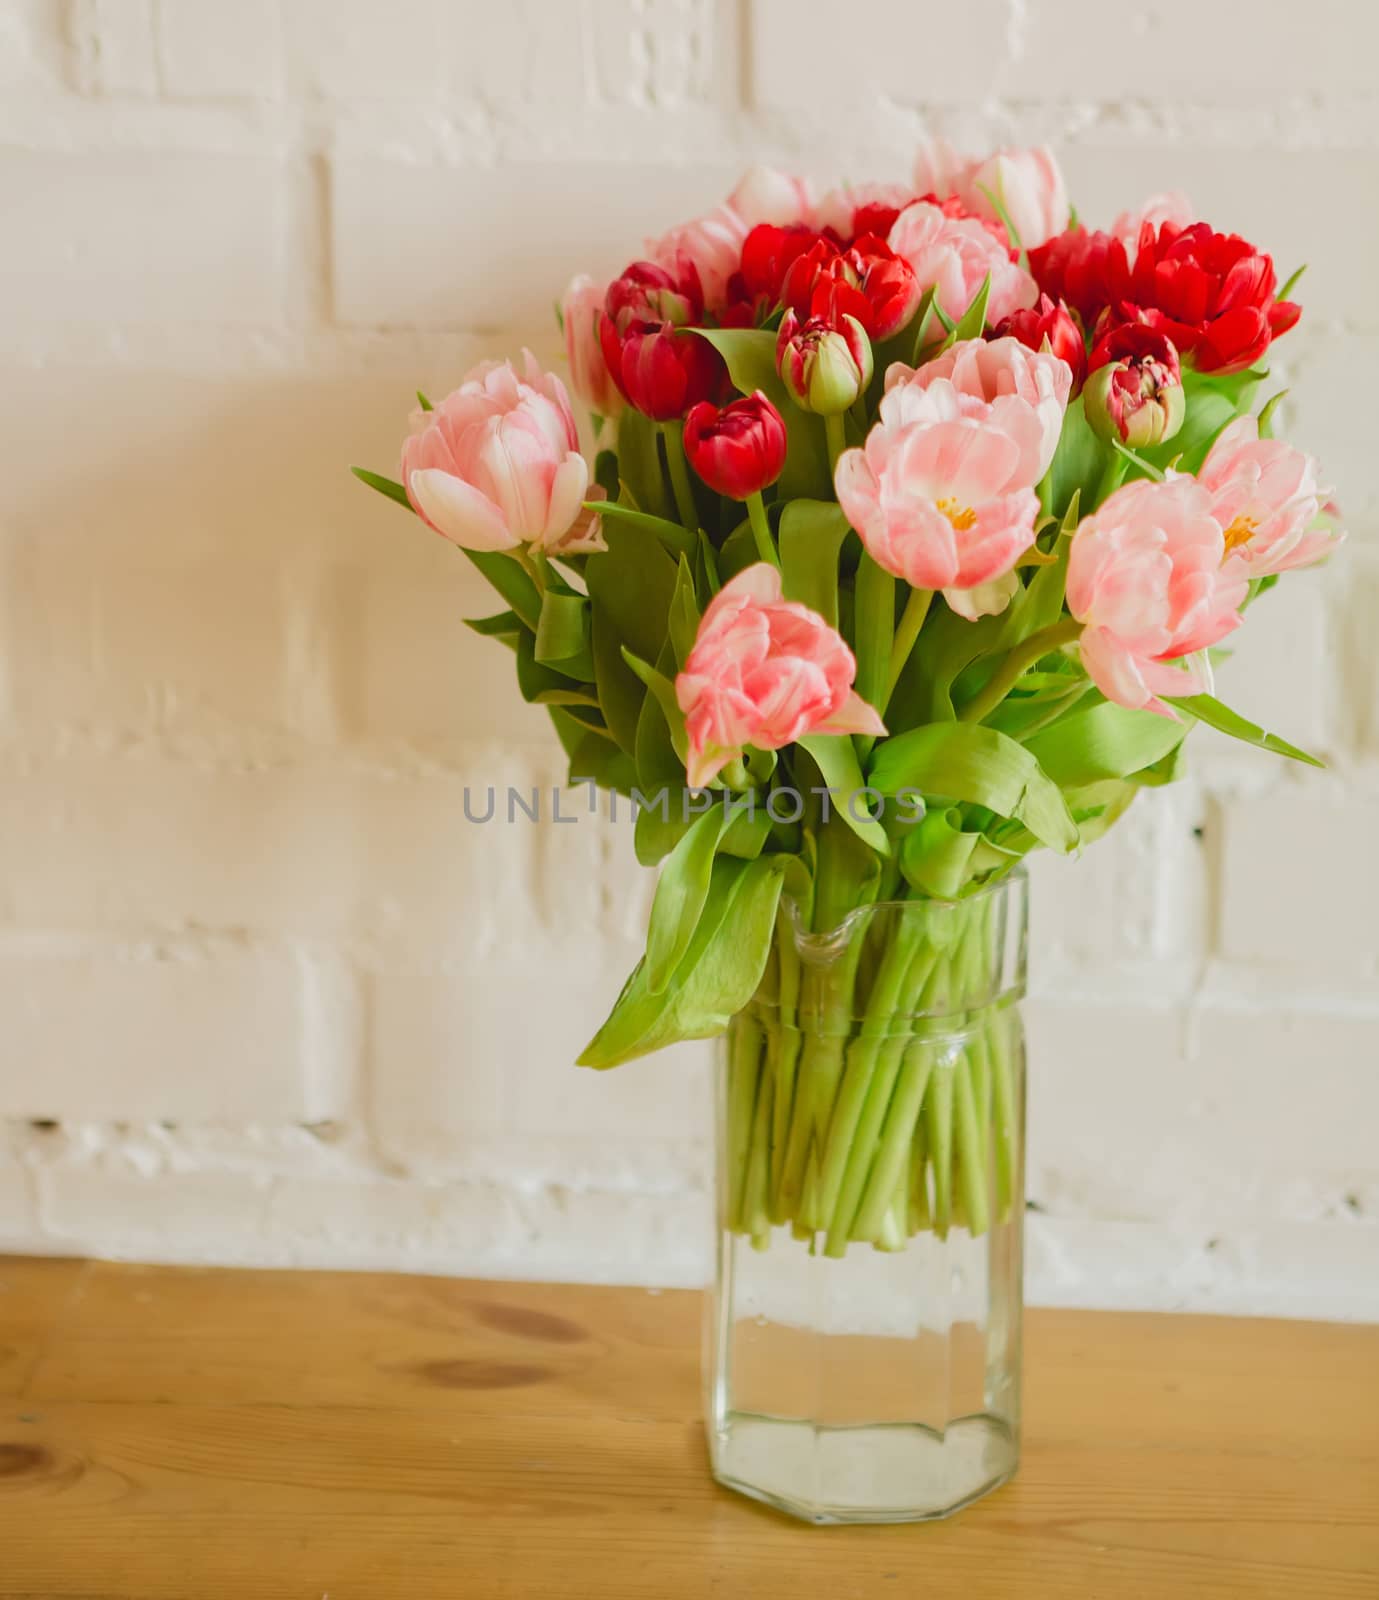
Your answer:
[727,165,816,228]
[1111,191,1193,260]
[1199,417,1341,578]
[914,141,1070,249]
[561,274,623,419]
[675,564,885,788]
[1067,477,1249,716]
[885,336,1073,487]
[888,201,1037,327]
[647,205,749,313]
[957,147,1070,250]
[812,180,915,237]
[834,401,1042,609]
[402,352,600,556]
[912,138,967,201]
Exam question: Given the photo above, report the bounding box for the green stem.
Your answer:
[1092,452,1129,510]
[726,1017,763,1231]
[824,412,848,475]
[852,1039,935,1242]
[745,492,780,569]
[661,421,701,535]
[852,553,894,764]
[884,588,934,709]
[958,618,1082,725]
[513,546,545,591]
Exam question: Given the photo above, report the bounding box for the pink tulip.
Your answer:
[887,201,1038,328]
[1199,417,1341,578]
[885,335,1073,487]
[834,391,1042,611]
[675,565,885,788]
[727,165,816,228]
[1067,477,1249,716]
[561,274,623,419]
[1111,191,1194,261]
[960,148,1070,251]
[913,141,1071,250]
[647,205,749,313]
[401,352,600,556]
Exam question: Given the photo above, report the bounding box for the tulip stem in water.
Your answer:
[745,492,781,569]
[661,421,702,536]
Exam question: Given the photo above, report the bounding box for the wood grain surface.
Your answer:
[1,1256,1376,1598]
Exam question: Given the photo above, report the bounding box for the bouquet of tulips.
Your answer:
[355,143,1341,1253]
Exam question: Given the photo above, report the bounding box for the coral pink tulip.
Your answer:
[834,394,1043,612]
[884,336,1074,489]
[1199,418,1340,578]
[675,565,886,788]
[912,141,1070,250]
[887,201,1037,328]
[1067,477,1249,716]
[562,274,623,419]
[402,353,599,556]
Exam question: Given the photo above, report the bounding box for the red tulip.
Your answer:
[782,234,922,340]
[738,223,834,305]
[993,293,1088,394]
[1028,225,1131,327]
[683,391,787,499]
[602,259,701,335]
[1118,221,1300,374]
[601,320,727,421]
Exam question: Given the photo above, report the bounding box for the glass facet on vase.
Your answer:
[705,876,1028,1524]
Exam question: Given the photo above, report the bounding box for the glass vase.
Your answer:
[705,875,1027,1524]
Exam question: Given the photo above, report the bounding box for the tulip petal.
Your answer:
[409,468,520,551]
[814,690,887,738]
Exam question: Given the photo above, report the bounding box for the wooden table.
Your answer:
[1,1256,1376,1597]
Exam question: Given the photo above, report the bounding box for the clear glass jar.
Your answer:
[704,875,1027,1524]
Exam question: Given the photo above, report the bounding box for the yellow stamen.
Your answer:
[1222,513,1258,554]
[937,496,978,532]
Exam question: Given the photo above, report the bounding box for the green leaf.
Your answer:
[869,722,1079,853]
[516,631,595,705]
[1257,390,1288,439]
[578,854,788,1068]
[621,646,688,764]
[351,467,412,511]
[900,807,998,900]
[697,530,722,596]
[463,609,523,640]
[534,589,594,680]
[594,498,695,558]
[415,390,433,411]
[778,499,852,627]
[668,556,702,671]
[1109,436,1166,481]
[1024,701,1189,787]
[615,407,671,521]
[462,548,541,631]
[1037,404,1107,525]
[1277,263,1307,302]
[796,733,891,857]
[717,516,759,583]
[951,272,992,342]
[1166,693,1323,767]
[852,550,895,719]
[586,522,677,756]
[692,328,831,500]
[645,803,733,992]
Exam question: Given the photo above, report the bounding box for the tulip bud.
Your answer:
[683,391,788,499]
[775,309,874,415]
[1084,324,1185,449]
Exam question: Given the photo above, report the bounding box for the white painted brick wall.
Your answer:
[0,0,1375,1320]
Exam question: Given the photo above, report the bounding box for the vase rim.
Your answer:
[780,866,1027,945]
